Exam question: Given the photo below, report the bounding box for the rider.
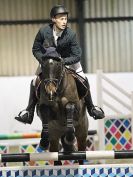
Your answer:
[15,5,105,124]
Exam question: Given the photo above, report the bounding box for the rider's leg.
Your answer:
[83,78,104,119]
[15,79,37,124]
[69,62,105,119]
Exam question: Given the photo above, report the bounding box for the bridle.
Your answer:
[42,58,65,101]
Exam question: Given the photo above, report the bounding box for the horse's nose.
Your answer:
[49,91,53,101]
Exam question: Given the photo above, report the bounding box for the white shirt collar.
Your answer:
[53,28,63,38]
[53,28,63,45]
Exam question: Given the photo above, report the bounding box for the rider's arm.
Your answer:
[63,33,82,65]
[32,29,46,63]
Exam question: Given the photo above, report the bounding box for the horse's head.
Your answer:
[41,57,65,101]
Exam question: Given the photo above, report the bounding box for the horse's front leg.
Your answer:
[75,116,88,165]
[39,105,50,150]
[62,103,76,151]
[49,138,62,166]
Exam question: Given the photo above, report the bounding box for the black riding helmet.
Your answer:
[50,5,69,18]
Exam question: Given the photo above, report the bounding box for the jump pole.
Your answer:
[1,150,133,162]
[0,133,41,140]
[0,130,97,140]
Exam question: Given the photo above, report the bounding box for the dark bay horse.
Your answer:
[36,57,88,163]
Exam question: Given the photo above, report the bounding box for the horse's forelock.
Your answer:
[41,58,64,80]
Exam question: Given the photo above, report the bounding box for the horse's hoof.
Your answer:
[39,138,49,150]
[78,160,84,165]
[54,161,62,166]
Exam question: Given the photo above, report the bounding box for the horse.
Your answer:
[36,57,89,164]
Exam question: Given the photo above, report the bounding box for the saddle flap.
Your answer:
[65,68,88,99]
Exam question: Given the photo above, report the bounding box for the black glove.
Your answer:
[42,47,61,60]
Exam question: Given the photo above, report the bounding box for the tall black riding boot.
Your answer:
[84,78,105,120]
[15,80,37,124]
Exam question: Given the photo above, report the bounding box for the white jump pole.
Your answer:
[1,150,133,162]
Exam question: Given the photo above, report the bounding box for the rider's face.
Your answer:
[52,14,67,31]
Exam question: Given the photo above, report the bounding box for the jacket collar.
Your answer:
[47,23,67,37]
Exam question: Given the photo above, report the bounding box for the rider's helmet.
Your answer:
[50,5,69,18]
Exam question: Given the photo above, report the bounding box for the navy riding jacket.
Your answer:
[32,24,82,65]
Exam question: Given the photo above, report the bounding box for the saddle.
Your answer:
[35,68,88,100]
[65,67,88,99]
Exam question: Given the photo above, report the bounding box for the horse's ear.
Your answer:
[59,57,64,63]
[57,57,62,62]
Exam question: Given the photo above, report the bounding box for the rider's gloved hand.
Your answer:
[42,47,61,59]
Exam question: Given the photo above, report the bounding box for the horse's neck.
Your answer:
[59,71,68,92]
[62,71,77,93]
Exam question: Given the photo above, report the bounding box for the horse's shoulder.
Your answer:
[65,68,77,84]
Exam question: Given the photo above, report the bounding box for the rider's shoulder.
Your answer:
[65,27,76,36]
[39,24,52,34]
